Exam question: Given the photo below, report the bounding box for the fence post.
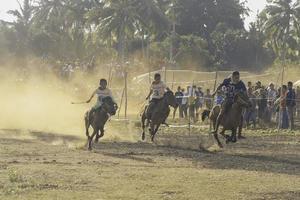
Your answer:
[124,71,128,119]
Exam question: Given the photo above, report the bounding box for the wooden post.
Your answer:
[171,71,175,90]
[210,71,218,131]
[124,71,128,119]
[108,65,113,87]
[118,88,125,119]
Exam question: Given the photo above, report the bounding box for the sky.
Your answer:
[0,0,267,28]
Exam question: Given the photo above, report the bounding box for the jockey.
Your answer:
[146,73,168,118]
[86,79,116,119]
[212,71,247,134]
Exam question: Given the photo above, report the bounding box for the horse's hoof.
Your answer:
[88,146,92,151]
[151,135,155,142]
[142,134,145,141]
[232,138,237,143]
[238,136,246,140]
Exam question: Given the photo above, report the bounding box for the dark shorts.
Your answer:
[150,98,163,104]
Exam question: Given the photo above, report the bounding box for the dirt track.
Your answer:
[0,128,299,200]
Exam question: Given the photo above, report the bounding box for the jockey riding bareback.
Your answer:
[86,79,116,119]
[146,73,169,118]
[212,71,247,134]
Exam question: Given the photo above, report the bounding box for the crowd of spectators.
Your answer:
[173,81,300,130]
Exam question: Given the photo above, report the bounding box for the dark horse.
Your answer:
[84,97,117,150]
[202,92,251,148]
[141,91,178,142]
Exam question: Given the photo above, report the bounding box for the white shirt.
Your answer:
[151,81,167,99]
[267,88,277,102]
[93,88,114,103]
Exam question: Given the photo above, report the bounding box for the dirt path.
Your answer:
[0,129,299,200]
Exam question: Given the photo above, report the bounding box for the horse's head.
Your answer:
[102,97,118,116]
[164,90,179,108]
[234,92,252,108]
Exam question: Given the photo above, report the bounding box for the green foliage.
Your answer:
[0,0,297,70]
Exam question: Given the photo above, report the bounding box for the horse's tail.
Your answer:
[201,109,211,122]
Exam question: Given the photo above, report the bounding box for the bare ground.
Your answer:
[0,128,299,200]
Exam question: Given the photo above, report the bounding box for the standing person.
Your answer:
[195,87,204,121]
[296,86,300,119]
[255,81,262,90]
[244,87,257,128]
[173,86,184,119]
[276,85,289,129]
[257,88,268,125]
[211,71,247,134]
[146,73,168,118]
[286,82,296,130]
[267,83,277,121]
[181,88,188,119]
[204,89,213,110]
[86,79,116,120]
[247,81,253,90]
[188,85,197,121]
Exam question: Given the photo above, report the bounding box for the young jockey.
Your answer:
[86,79,115,119]
[146,73,168,118]
[212,71,247,134]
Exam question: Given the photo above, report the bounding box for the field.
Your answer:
[0,125,299,200]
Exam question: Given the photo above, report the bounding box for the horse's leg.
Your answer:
[151,124,160,142]
[238,116,246,139]
[95,126,105,143]
[150,123,156,142]
[85,112,90,139]
[88,128,98,151]
[214,131,223,148]
[231,128,237,143]
[219,128,229,140]
[141,113,147,141]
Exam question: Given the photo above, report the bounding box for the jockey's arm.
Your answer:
[86,90,96,103]
[146,89,153,100]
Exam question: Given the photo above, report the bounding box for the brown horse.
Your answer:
[85,97,117,150]
[141,91,178,142]
[202,92,251,148]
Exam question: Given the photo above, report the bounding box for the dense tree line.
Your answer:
[0,0,299,71]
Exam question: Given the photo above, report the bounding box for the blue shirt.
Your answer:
[286,89,296,107]
[219,78,247,99]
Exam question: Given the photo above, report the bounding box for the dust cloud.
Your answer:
[0,59,145,143]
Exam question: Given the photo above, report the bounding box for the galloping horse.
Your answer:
[84,97,117,150]
[141,91,178,142]
[202,92,251,148]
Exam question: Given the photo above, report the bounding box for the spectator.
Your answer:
[244,87,257,128]
[181,89,188,119]
[276,85,289,129]
[214,90,224,106]
[267,83,277,120]
[204,89,213,110]
[257,88,268,124]
[247,81,253,91]
[286,82,296,130]
[195,87,204,121]
[173,86,184,119]
[255,81,262,90]
[297,86,300,119]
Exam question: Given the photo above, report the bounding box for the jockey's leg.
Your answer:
[89,103,101,121]
[212,99,232,134]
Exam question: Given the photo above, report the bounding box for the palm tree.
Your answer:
[264,0,300,60]
[86,0,170,62]
[7,0,34,50]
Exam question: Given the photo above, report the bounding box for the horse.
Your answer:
[141,91,178,142]
[84,97,117,150]
[202,92,251,148]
